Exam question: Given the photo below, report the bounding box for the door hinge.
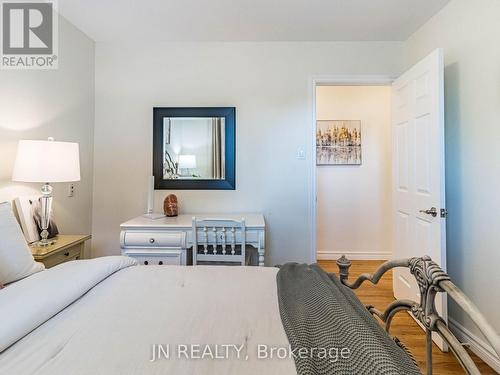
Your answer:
[440,208,448,218]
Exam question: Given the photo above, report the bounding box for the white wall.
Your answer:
[404,0,500,369]
[316,86,392,260]
[92,42,404,265]
[0,16,95,253]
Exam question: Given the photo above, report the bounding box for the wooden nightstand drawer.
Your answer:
[31,234,91,269]
[41,246,82,268]
[122,231,185,248]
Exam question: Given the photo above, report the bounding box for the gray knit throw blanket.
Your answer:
[276,263,422,375]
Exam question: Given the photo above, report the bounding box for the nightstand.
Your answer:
[30,234,91,268]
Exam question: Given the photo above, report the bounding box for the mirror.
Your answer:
[153,107,235,190]
[163,117,225,180]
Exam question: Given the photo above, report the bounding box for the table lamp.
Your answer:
[12,138,80,246]
[178,154,196,176]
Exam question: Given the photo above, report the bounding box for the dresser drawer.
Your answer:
[130,251,183,266]
[41,246,82,268]
[122,231,184,248]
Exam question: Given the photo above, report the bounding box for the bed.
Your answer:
[0,203,499,375]
[0,258,296,375]
[1,256,499,375]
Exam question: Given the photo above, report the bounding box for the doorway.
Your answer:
[314,84,393,261]
[310,48,447,351]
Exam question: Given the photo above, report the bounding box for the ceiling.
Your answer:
[58,0,450,42]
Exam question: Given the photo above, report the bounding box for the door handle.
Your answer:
[419,207,438,217]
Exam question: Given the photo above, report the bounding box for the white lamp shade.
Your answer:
[12,140,81,183]
[178,154,196,169]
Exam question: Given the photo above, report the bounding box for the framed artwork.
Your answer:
[14,196,58,243]
[14,196,40,243]
[316,120,362,165]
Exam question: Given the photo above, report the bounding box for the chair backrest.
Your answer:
[192,217,246,265]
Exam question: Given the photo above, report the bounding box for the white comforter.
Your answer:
[0,257,296,375]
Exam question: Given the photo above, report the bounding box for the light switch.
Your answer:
[296,147,306,160]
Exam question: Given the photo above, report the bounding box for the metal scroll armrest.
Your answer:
[335,255,500,375]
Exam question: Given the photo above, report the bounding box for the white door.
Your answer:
[392,48,447,349]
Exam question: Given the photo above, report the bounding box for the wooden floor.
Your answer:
[318,260,496,375]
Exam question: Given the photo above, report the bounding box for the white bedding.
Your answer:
[0,257,296,375]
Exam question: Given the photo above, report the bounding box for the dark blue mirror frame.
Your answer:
[153,107,236,190]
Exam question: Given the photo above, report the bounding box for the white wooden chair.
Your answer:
[192,217,246,265]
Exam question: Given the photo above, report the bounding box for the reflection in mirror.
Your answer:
[163,117,225,180]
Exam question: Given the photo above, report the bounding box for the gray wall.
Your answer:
[0,16,95,254]
[404,0,500,350]
[92,42,404,265]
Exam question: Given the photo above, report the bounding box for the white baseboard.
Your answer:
[449,317,500,373]
[317,251,391,261]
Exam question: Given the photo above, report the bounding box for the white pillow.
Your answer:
[0,202,44,284]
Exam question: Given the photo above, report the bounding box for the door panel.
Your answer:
[396,123,410,191]
[392,48,447,350]
[415,115,431,195]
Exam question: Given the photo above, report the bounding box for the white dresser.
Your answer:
[120,214,266,266]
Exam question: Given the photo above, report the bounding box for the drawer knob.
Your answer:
[159,261,163,265]
[144,261,149,265]
[149,238,155,244]
[64,252,70,256]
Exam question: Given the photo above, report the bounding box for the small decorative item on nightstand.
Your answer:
[30,234,91,268]
[163,194,178,217]
[14,196,59,243]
